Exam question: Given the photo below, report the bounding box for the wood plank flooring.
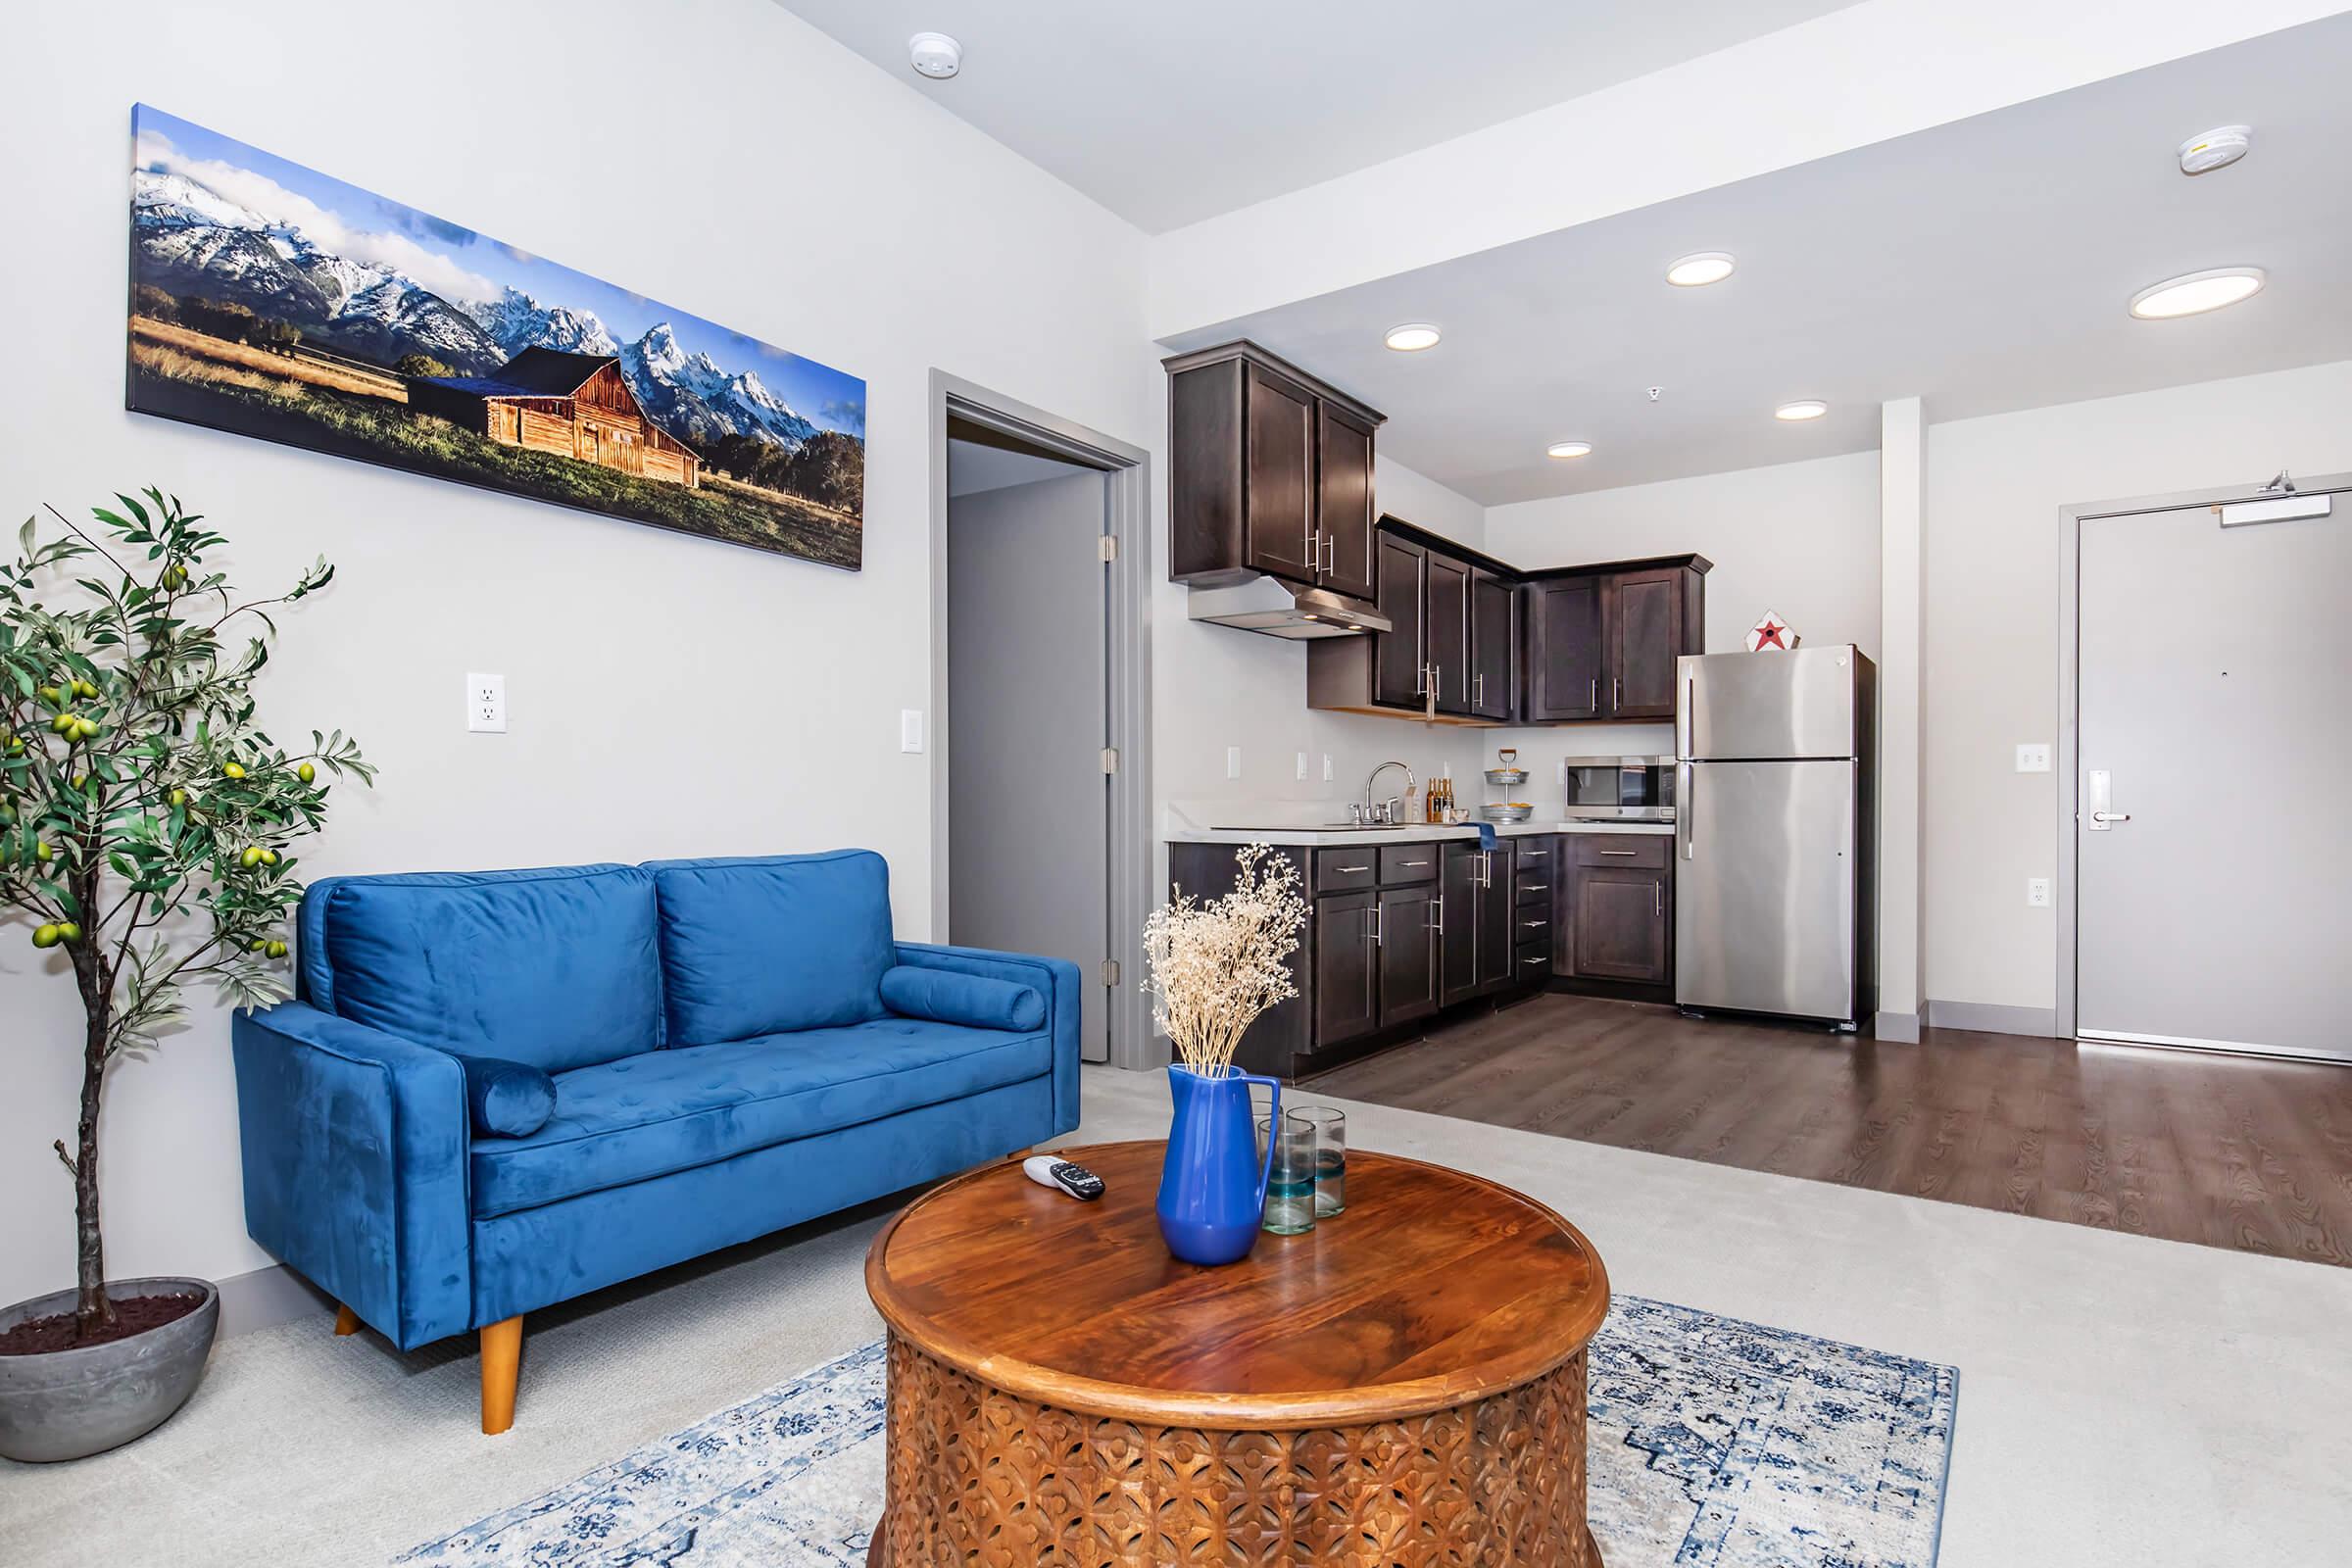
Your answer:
[1303,994,2352,1267]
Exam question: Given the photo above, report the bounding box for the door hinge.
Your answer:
[1098,534,1117,564]
[1101,746,1119,774]
[1100,958,1120,987]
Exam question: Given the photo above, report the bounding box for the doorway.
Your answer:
[929,372,1151,1068]
[2057,472,2351,1061]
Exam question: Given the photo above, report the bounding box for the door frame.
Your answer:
[929,369,1154,1069]
[2053,468,2352,1051]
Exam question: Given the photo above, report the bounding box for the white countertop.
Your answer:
[1165,819,1673,847]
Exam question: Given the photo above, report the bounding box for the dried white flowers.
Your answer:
[1144,843,1307,1077]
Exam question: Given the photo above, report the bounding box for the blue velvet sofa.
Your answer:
[230,851,1079,1432]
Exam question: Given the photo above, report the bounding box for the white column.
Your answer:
[1877,398,1927,1041]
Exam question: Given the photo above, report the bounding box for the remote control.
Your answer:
[1022,1155,1104,1200]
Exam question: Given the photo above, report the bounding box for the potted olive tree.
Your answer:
[0,489,370,1462]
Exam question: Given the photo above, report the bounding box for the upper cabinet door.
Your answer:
[1370,533,1427,709]
[1470,569,1515,720]
[1527,577,1604,721]
[1241,361,1318,586]
[1425,554,1471,715]
[1607,567,1686,718]
[1315,404,1377,601]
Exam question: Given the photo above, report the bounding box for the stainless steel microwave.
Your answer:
[1560,756,1676,821]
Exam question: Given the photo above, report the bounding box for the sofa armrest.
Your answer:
[894,943,1081,1134]
[230,1001,472,1348]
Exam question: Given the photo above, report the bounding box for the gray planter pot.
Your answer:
[0,1277,219,1463]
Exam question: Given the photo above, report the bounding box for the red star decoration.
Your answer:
[1753,619,1788,650]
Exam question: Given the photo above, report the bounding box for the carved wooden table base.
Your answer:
[869,1336,1601,1568]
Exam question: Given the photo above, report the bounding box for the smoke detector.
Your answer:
[2178,125,2250,175]
[908,32,962,79]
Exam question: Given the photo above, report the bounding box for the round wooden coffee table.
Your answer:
[864,1139,1609,1567]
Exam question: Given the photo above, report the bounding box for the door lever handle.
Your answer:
[2089,811,2132,823]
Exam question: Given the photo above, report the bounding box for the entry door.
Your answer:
[947,467,1111,1060]
[2076,495,2350,1059]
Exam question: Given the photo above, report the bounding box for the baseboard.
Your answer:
[1872,1010,1922,1043]
[1924,999,2062,1039]
[216,1260,331,1339]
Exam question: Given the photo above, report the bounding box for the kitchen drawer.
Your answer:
[1511,907,1555,948]
[1313,849,1381,893]
[1378,842,1442,885]
[1514,868,1554,906]
[1572,834,1669,870]
[1515,941,1553,983]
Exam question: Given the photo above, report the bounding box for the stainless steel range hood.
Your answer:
[1185,575,1390,640]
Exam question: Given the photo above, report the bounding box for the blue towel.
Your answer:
[1475,822,1498,852]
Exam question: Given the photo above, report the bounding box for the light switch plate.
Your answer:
[2016,743,2051,773]
[466,672,507,734]
[900,710,924,754]
[2026,877,2051,908]
[1295,751,1308,781]
[1225,746,1242,780]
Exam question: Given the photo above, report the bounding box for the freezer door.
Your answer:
[1678,645,1860,760]
[1675,759,1858,1021]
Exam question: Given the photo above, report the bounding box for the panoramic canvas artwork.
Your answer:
[125,105,867,568]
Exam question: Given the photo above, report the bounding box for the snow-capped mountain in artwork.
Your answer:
[621,322,819,451]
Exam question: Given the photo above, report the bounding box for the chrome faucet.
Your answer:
[1361,760,1417,826]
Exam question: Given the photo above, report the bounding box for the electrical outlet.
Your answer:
[900,710,924,754]
[2016,743,2051,773]
[2026,877,2051,908]
[466,672,507,734]
[1295,751,1308,782]
[1225,745,1242,780]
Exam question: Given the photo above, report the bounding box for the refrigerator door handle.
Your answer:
[1677,761,1695,860]
[1676,669,1694,759]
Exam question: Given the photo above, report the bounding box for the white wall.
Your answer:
[1924,358,2352,1012]
[0,0,1158,1306]
[1479,450,1882,810]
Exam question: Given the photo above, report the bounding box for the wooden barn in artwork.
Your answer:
[408,349,701,488]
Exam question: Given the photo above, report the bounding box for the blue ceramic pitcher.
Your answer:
[1156,1063,1281,1265]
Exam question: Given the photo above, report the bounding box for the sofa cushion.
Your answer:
[312,864,662,1073]
[468,1018,1051,1217]
[879,965,1046,1033]
[645,852,896,1046]
[449,1054,557,1138]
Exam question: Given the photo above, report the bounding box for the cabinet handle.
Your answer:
[1399,858,1431,867]
[1521,882,1547,893]
[1434,666,1443,701]
[1613,676,1622,710]
[1521,918,1549,929]
[1654,882,1663,918]
[1427,897,1444,934]
[1478,851,1493,889]
[1523,849,1548,859]
[1474,671,1484,708]
[1589,676,1597,712]
[1368,905,1383,947]
[1305,525,1320,571]
[1415,662,1429,697]
[1323,533,1336,573]
[1337,863,1370,873]
[1599,849,1637,857]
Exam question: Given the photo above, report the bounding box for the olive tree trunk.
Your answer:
[65,874,114,1337]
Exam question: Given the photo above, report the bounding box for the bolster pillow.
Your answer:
[448,1053,558,1138]
[878,966,1047,1033]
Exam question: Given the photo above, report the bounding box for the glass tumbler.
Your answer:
[1293,1104,1347,1216]
[1257,1111,1318,1235]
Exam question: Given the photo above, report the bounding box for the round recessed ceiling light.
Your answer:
[1545,441,1593,460]
[2129,267,2266,319]
[1666,251,1737,287]
[1384,322,1442,353]
[907,31,962,79]
[1775,400,1829,421]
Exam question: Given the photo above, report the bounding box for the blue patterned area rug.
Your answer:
[400,1296,1956,1567]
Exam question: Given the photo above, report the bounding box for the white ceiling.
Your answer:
[1162,15,2352,505]
[774,0,1862,233]
[947,438,1088,498]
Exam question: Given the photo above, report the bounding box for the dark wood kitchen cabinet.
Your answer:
[1556,834,1675,995]
[1424,552,1471,716]
[1440,840,1517,1005]
[1369,533,1427,708]
[1522,557,1709,723]
[1311,888,1380,1049]
[1470,568,1515,720]
[1376,883,1443,1026]
[1165,341,1386,597]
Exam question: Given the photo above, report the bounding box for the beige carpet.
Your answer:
[5,1062,2348,1566]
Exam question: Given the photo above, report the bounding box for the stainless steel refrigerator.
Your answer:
[1674,645,1876,1029]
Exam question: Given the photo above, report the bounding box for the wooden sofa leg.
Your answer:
[333,1302,361,1337]
[480,1315,523,1436]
